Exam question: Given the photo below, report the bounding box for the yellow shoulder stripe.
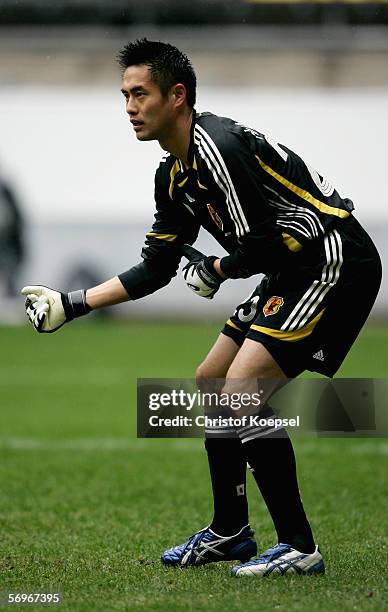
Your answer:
[178,176,188,188]
[146,233,177,242]
[282,232,303,252]
[250,309,324,342]
[255,155,350,219]
[169,160,180,199]
[192,153,208,189]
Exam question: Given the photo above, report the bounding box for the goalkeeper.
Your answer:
[22,39,381,577]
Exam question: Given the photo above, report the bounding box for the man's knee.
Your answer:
[196,361,215,392]
[196,360,228,395]
[197,352,233,381]
[196,334,241,387]
[195,361,208,383]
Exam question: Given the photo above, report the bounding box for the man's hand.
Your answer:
[21,286,91,333]
[182,254,226,300]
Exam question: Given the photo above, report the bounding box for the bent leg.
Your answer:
[223,339,315,553]
[196,332,240,380]
[197,333,250,536]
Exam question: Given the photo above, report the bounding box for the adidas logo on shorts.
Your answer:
[312,349,325,361]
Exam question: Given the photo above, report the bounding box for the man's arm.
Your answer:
[213,259,227,279]
[21,258,179,333]
[85,276,129,309]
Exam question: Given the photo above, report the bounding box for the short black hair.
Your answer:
[117,38,196,108]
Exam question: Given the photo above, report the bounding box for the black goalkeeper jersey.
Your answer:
[119,111,355,299]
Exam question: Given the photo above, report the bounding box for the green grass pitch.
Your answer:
[0,321,387,611]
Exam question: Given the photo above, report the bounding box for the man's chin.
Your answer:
[135,131,154,142]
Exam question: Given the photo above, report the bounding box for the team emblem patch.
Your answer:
[263,296,284,317]
[207,204,223,230]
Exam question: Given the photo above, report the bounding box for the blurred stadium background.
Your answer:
[0,0,387,321]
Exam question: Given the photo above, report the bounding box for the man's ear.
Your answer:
[172,83,187,108]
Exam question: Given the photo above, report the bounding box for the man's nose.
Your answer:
[126,97,137,115]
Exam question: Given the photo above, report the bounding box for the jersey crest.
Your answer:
[263,296,284,317]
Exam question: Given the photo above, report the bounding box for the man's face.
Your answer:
[121,64,175,142]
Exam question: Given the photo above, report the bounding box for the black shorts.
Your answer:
[222,217,382,378]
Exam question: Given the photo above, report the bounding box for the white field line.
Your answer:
[294,440,388,455]
[0,438,388,454]
[0,367,129,386]
[0,438,202,451]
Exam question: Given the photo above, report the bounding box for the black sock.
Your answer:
[243,433,315,554]
[205,437,249,536]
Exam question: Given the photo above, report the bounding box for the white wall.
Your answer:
[1,85,388,225]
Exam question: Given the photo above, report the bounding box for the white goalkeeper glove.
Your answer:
[182,255,225,299]
[21,285,92,333]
